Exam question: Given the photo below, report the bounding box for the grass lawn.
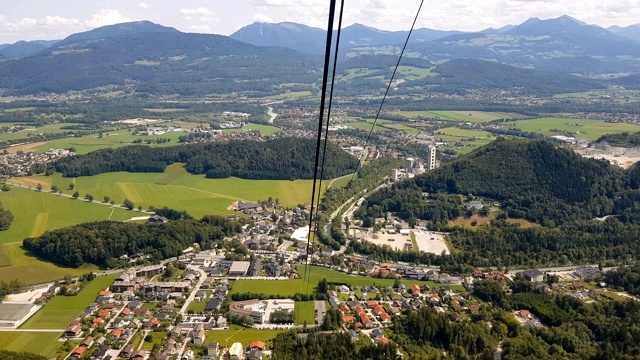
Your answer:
[21,163,328,218]
[21,275,118,329]
[0,332,62,357]
[396,66,436,80]
[205,325,284,349]
[343,122,390,132]
[294,301,315,325]
[504,117,640,141]
[142,331,166,351]
[230,266,460,296]
[436,127,496,154]
[187,299,208,314]
[0,123,84,142]
[244,123,280,136]
[0,186,133,245]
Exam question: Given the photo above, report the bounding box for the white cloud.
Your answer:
[41,16,80,27]
[189,24,212,33]
[180,7,218,21]
[84,9,132,29]
[138,2,148,10]
[253,13,274,23]
[0,14,6,23]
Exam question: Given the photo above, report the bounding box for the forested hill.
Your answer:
[397,139,627,224]
[0,351,46,360]
[596,131,640,147]
[54,137,358,180]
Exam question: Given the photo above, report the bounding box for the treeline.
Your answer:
[230,292,327,302]
[54,137,358,180]
[596,131,640,147]
[0,351,47,360]
[0,201,14,231]
[272,331,397,360]
[0,279,24,300]
[23,215,241,268]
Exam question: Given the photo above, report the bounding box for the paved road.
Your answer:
[178,266,207,316]
[314,300,326,326]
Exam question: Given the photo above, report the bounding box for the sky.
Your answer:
[0,0,639,44]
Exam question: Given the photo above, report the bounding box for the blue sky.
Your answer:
[1,0,639,43]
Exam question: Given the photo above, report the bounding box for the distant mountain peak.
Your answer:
[57,20,179,46]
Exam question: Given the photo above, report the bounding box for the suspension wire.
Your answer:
[346,0,425,189]
[306,0,346,288]
[303,0,338,289]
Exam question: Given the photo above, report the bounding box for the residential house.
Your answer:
[522,269,544,282]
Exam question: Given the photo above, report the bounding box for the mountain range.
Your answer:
[1,16,640,95]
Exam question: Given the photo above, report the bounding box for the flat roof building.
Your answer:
[229,261,251,277]
[0,303,39,328]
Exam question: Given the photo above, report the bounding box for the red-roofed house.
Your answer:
[98,309,110,318]
[250,341,265,350]
[377,337,389,344]
[64,324,81,338]
[339,304,350,313]
[92,317,103,327]
[373,305,385,316]
[379,312,391,323]
[121,308,131,316]
[411,284,420,297]
[110,328,123,339]
[366,301,378,309]
[71,346,87,357]
[343,315,355,323]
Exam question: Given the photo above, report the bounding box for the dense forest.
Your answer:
[604,265,640,295]
[54,137,358,179]
[0,201,14,231]
[23,215,241,268]
[596,131,640,147]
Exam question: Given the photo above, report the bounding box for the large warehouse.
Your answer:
[0,302,39,328]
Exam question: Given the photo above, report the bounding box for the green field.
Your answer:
[230,266,458,296]
[0,123,84,142]
[187,299,208,314]
[244,123,280,136]
[436,127,496,154]
[21,275,117,329]
[505,117,640,141]
[343,121,390,132]
[34,130,188,155]
[0,332,62,357]
[394,110,519,123]
[205,325,283,348]
[294,301,315,324]
[340,68,378,81]
[142,331,166,350]
[0,186,133,245]
[396,66,436,80]
[22,163,324,218]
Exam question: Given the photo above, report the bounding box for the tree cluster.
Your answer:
[272,331,397,360]
[23,216,241,267]
[0,201,14,231]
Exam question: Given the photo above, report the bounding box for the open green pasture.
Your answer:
[504,117,640,141]
[0,123,84,142]
[34,130,188,154]
[436,127,496,154]
[0,186,132,245]
[230,266,457,296]
[294,301,315,324]
[23,163,323,218]
[0,332,62,357]
[205,325,283,348]
[21,275,117,329]
[396,66,436,80]
[340,68,379,81]
[244,123,280,136]
[393,110,519,123]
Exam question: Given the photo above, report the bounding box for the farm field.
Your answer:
[230,266,458,295]
[448,214,539,229]
[436,127,496,154]
[0,332,62,357]
[21,275,118,329]
[244,123,280,136]
[396,66,436,80]
[504,117,640,141]
[22,163,325,218]
[0,122,85,142]
[0,186,132,245]
[205,325,283,348]
[294,301,315,325]
[342,121,390,132]
[393,110,519,122]
[34,130,188,154]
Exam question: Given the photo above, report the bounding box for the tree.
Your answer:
[123,199,134,210]
[317,277,328,294]
[85,194,94,202]
[138,205,143,211]
[36,183,42,192]
[69,183,75,190]
[103,196,110,203]
[144,334,153,342]
[1,184,10,192]
[72,191,80,199]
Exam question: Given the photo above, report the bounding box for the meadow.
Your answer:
[0,122,85,142]
[230,266,459,296]
[244,123,280,136]
[294,301,315,324]
[21,275,118,329]
[0,332,62,357]
[504,117,640,141]
[34,130,188,154]
[205,325,284,348]
[393,110,519,123]
[436,127,496,154]
[22,163,324,218]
